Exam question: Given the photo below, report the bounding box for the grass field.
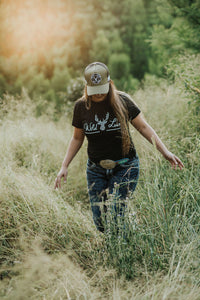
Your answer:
[0,79,199,299]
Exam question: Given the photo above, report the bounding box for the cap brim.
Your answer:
[87,82,109,96]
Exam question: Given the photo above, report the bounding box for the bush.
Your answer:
[89,30,111,65]
[51,67,71,92]
[109,53,131,80]
[167,53,200,131]
[27,73,50,96]
[66,77,85,102]
[108,53,139,91]
[0,74,7,96]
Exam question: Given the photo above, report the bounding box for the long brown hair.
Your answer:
[83,80,131,156]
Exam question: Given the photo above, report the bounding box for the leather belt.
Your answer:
[99,158,129,169]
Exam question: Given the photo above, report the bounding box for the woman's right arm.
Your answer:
[54,127,85,189]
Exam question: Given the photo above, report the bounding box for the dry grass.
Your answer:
[0,80,199,299]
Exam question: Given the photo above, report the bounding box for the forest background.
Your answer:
[0,0,200,299]
[0,0,200,112]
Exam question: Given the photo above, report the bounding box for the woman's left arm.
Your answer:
[131,113,184,170]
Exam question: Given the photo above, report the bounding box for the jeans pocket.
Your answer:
[87,160,96,171]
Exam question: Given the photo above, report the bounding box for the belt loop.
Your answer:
[106,169,113,177]
[88,159,97,168]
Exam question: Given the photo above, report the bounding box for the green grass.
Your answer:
[0,80,199,299]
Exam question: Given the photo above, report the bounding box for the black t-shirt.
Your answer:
[72,91,141,163]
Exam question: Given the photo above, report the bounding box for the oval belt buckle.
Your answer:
[99,158,129,169]
[99,159,116,169]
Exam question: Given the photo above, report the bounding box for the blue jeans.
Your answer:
[86,156,139,232]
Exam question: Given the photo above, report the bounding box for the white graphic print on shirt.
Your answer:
[83,112,121,134]
[95,112,109,130]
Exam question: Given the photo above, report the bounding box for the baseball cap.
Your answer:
[84,62,110,96]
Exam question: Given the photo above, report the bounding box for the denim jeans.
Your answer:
[86,156,139,232]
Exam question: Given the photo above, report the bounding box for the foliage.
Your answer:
[167,53,200,131]
[148,0,200,76]
[108,53,140,91]
[66,77,85,102]
[89,30,111,65]
[0,0,199,107]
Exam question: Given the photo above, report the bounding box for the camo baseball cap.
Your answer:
[84,62,110,96]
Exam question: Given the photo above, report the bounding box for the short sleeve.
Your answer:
[119,92,141,121]
[72,100,83,128]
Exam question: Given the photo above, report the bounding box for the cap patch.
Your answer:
[91,73,102,84]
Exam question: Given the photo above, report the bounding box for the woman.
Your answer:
[54,62,184,232]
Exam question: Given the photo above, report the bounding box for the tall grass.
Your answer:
[0,80,199,299]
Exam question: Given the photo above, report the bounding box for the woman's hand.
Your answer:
[54,128,85,189]
[54,166,68,189]
[131,115,184,170]
[164,151,184,170]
